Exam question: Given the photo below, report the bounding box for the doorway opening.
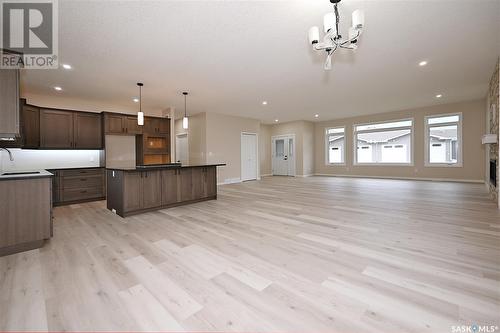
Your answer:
[272,134,295,176]
[175,133,188,165]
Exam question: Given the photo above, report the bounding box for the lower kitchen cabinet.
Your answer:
[49,167,105,206]
[143,171,162,209]
[161,169,179,205]
[107,165,223,217]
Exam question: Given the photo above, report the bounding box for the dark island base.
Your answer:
[118,195,217,218]
[106,164,225,217]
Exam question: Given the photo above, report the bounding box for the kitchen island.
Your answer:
[106,164,225,217]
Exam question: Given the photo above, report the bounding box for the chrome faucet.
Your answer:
[0,148,14,161]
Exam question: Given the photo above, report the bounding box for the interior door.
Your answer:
[272,136,295,176]
[241,133,257,181]
[176,134,189,164]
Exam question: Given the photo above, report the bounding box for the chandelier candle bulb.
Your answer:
[352,9,365,30]
[323,12,336,34]
[308,26,320,44]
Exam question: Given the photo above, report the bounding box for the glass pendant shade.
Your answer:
[352,9,364,30]
[308,26,319,44]
[323,12,336,34]
[182,116,188,129]
[137,111,144,125]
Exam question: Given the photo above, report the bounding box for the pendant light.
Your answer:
[137,82,144,126]
[182,92,189,129]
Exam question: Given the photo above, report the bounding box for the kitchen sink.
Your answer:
[2,171,41,175]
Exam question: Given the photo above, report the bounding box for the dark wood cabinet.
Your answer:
[40,109,74,148]
[0,63,20,139]
[123,172,143,212]
[49,167,105,206]
[179,168,193,202]
[143,171,162,209]
[144,117,169,135]
[74,112,103,149]
[191,167,205,200]
[104,113,126,134]
[205,167,217,198]
[104,113,143,135]
[22,104,40,148]
[107,165,221,217]
[161,169,179,205]
[124,116,142,135]
[41,109,103,149]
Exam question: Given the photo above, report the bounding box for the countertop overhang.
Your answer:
[0,170,53,181]
[106,164,226,172]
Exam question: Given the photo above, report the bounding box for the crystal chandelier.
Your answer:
[308,0,365,70]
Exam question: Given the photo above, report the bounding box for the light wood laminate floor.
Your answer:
[1,176,499,332]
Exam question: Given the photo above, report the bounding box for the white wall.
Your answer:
[0,149,101,172]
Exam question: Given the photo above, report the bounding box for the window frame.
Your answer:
[424,112,463,167]
[353,118,414,166]
[325,126,346,166]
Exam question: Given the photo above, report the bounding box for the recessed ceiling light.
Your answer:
[262,101,268,105]
[314,114,319,118]
[274,119,279,122]
[54,86,62,91]
[436,94,442,98]
[133,98,139,103]
[419,60,428,66]
[62,64,72,70]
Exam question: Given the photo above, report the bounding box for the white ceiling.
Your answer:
[21,0,500,123]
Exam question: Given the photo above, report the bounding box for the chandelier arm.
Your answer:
[339,30,361,47]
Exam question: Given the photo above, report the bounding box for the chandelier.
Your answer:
[308,0,365,70]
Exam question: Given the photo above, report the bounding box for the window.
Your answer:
[354,119,413,165]
[325,127,345,164]
[425,113,462,166]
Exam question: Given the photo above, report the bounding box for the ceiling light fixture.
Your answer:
[262,101,268,105]
[275,119,279,123]
[315,114,319,118]
[436,94,442,98]
[62,64,72,70]
[308,0,364,70]
[419,60,428,67]
[183,92,189,129]
[54,86,62,91]
[133,98,139,103]
[137,83,144,126]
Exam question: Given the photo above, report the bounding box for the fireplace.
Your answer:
[491,160,497,187]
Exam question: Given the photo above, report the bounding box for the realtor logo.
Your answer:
[0,0,58,68]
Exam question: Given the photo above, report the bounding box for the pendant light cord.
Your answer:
[139,85,142,112]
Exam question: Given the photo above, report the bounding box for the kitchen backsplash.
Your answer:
[0,149,102,173]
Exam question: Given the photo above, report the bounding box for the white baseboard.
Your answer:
[260,173,272,177]
[296,174,313,178]
[218,177,242,186]
[313,173,484,184]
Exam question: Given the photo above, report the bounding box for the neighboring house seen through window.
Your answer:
[354,119,413,165]
[425,114,462,166]
[326,127,345,164]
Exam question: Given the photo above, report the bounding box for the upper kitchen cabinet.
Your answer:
[22,104,40,148]
[74,112,103,149]
[40,109,74,148]
[0,65,20,140]
[145,117,170,135]
[104,113,126,134]
[40,109,103,149]
[104,112,143,135]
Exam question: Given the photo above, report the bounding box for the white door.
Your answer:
[176,134,188,164]
[241,133,257,181]
[272,136,295,176]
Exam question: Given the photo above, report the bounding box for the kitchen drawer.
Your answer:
[61,186,104,202]
[62,175,103,189]
[61,168,103,178]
